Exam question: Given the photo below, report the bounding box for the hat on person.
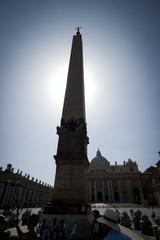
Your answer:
[97,208,120,231]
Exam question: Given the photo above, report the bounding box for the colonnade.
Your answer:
[0,181,53,209]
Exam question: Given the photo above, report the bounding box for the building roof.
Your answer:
[144,166,156,173]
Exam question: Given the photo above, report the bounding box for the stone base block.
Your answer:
[43,200,91,215]
[39,213,92,240]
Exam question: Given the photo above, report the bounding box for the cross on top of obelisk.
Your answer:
[75,27,82,35]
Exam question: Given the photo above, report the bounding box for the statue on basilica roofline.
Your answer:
[6,163,12,172]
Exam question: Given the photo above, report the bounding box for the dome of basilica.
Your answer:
[89,149,110,170]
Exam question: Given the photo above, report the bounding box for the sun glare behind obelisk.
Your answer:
[46,62,96,115]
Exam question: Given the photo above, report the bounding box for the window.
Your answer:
[105,194,108,201]
[114,192,120,201]
[97,192,102,201]
[91,194,95,201]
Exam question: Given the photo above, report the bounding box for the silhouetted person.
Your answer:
[15,213,39,240]
[115,209,120,223]
[120,211,131,229]
[97,209,132,240]
[38,218,49,240]
[140,214,153,236]
[0,215,10,239]
[49,218,57,240]
[133,210,142,230]
[22,209,31,226]
[56,219,67,240]
[151,211,156,221]
[91,210,102,240]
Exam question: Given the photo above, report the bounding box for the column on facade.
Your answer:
[26,189,30,206]
[155,192,158,203]
[121,179,128,202]
[102,179,105,202]
[33,191,37,206]
[153,192,156,203]
[37,190,41,206]
[39,191,42,205]
[49,191,52,202]
[94,180,97,202]
[0,183,8,208]
[41,191,44,204]
[0,183,5,199]
[46,191,50,203]
[127,179,132,202]
[35,190,39,206]
[43,191,45,204]
[107,180,111,202]
[30,190,34,206]
[138,179,144,204]
[109,180,113,202]
[157,191,160,205]
[88,178,91,202]
[38,191,42,205]
[17,186,24,206]
[36,191,40,206]
[14,185,21,206]
[28,189,33,206]
[0,183,5,207]
[1,184,8,207]
[35,190,38,206]
[45,192,48,204]
[21,187,27,207]
[11,185,18,207]
[6,184,14,206]
[43,191,46,204]
[34,189,38,206]
[118,179,122,202]
[40,191,43,205]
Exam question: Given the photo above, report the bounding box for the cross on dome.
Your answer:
[97,148,101,157]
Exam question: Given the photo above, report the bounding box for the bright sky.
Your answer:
[0,0,160,185]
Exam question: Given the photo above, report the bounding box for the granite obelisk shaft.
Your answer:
[54,31,89,204]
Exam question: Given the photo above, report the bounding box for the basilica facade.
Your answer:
[87,149,144,204]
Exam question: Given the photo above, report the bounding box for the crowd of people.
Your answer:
[0,209,68,240]
[0,207,160,239]
[37,218,67,240]
[117,208,160,237]
[91,208,160,239]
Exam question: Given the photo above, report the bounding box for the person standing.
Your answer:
[49,218,57,240]
[97,209,132,240]
[91,210,102,240]
[15,214,39,240]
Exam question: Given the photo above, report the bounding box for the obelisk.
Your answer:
[53,28,89,213]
